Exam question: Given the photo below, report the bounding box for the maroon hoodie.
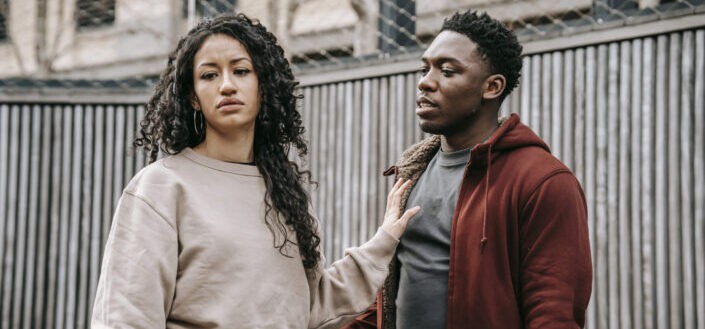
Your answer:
[345,113,592,329]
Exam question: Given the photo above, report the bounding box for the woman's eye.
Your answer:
[200,72,217,80]
[234,68,251,76]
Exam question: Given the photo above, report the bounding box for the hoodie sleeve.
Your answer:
[91,191,178,329]
[307,228,399,329]
[519,171,592,329]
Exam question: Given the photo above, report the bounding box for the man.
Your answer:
[345,10,592,329]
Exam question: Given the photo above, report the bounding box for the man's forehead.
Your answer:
[422,30,479,62]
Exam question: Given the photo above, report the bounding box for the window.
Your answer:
[182,0,237,18]
[378,0,416,52]
[76,0,115,29]
[0,0,9,41]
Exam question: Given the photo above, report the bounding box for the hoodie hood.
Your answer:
[392,113,549,177]
[485,113,549,154]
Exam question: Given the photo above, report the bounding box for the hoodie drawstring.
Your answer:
[480,144,492,253]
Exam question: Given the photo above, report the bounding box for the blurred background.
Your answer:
[0,0,704,328]
[0,0,703,77]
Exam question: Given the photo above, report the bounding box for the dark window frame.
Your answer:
[182,0,237,18]
[75,0,116,30]
[0,0,9,42]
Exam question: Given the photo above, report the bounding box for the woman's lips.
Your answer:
[218,104,244,112]
[217,98,245,112]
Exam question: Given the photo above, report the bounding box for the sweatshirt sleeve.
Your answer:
[519,171,592,329]
[307,228,399,329]
[91,191,178,329]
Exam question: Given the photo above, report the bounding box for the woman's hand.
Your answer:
[380,179,421,240]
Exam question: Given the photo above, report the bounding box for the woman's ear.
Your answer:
[191,95,200,111]
[483,74,506,101]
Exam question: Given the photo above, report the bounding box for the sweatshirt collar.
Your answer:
[181,147,262,177]
[437,147,472,167]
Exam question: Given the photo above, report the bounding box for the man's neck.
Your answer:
[441,116,500,152]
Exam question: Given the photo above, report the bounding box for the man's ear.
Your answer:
[483,74,506,101]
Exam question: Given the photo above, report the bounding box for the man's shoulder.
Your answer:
[500,145,580,191]
[503,144,570,173]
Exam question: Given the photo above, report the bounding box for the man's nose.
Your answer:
[417,70,437,92]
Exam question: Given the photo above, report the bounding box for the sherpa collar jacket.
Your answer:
[347,113,592,329]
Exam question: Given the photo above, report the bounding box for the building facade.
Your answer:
[0,0,612,79]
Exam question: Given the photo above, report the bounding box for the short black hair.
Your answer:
[441,10,523,100]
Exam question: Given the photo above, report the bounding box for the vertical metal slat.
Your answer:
[667,33,684,329]
[679,30,696,329]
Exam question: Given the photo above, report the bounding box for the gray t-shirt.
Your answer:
[395,147,471,329]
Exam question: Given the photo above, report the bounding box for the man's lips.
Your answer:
[416,95,438,116]
[416,95,438,108]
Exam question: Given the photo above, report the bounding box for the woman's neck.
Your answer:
[194,126,255,163]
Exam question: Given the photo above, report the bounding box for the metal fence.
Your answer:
[0,103,147,329]
[1,23,704,328]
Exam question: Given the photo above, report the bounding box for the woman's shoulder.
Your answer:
[123,152,191,197]
[116,152,196,224]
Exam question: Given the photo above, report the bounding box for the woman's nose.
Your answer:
[219,73,237,94]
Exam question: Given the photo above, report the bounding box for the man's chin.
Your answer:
[418,121,447,135]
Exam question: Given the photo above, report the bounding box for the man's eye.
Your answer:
[419,67,429,75]
[441,69,455,76]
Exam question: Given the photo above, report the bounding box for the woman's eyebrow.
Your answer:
[196,57,252,69]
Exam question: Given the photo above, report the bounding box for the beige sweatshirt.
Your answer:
[91,148,397,329]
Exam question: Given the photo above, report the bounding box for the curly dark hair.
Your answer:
[134,13,321,270]
[441,10,523,100]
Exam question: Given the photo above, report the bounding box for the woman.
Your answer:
[91,13,419,329]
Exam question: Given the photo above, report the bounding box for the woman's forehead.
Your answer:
[194,34,252,65]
